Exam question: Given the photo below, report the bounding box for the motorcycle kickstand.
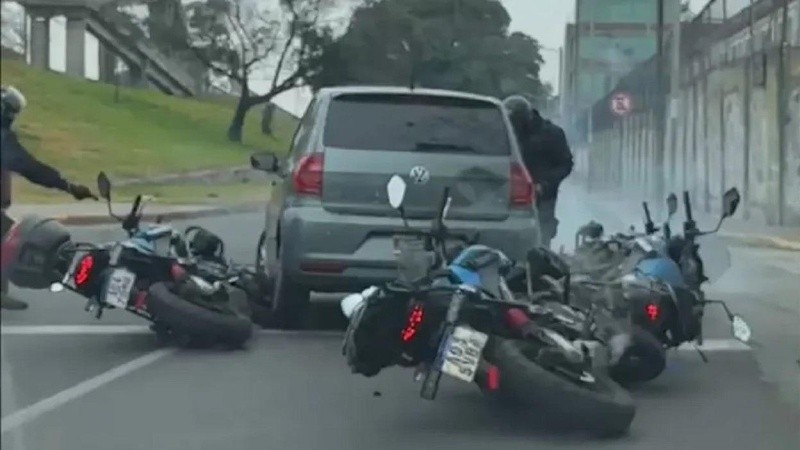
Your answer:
[692,343,709,363]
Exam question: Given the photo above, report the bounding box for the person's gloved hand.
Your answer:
[68,183,97,201]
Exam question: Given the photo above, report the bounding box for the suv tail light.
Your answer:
[293,154,324,197]
[510,162,534,208]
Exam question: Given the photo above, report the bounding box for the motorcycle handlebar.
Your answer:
[643,202,653,223]
[683,191,693,222]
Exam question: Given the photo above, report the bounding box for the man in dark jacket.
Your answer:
[503,95,574,248]
[1,85,95,310]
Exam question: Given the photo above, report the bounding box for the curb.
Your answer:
[718,232,800,252]
[53,202,262,226]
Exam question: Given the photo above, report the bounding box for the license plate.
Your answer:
[438,326,488,383]
[103,269,136,309]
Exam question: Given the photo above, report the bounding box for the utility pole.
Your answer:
[654,0,666,205]
[776,0,790,225]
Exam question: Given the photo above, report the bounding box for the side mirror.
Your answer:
[666,193,678,217]
[722,188,740,218]
[250,152,279,172]
[387,175,407,209]
[731,314,751,343]
[97,172,112,201]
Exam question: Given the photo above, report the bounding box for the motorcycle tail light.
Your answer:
[645,303,660,322]
[0,223,22,271]
[400,304,424,343]
[485,364,500,391]
[74,254,94,287]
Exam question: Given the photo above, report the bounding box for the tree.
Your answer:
[309,0,547,100]
[185,0,335,142]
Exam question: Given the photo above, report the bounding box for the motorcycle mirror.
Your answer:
[49,282,64,293]
[666,193,678,217]
[97,172,112,201]
[722,188,741,219]
[387,175,407,210]
[731,314,752,343]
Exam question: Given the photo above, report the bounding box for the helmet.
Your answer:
[502,95,532,135]
[1,85,26,127]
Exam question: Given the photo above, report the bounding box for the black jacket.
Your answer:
[1,127,69,208]
[518,119,574,201]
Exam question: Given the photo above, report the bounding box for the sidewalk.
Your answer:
[561,182,800,251]
[7,201,260,226]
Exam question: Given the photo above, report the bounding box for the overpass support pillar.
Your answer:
[28,13,50,70]
[64,11,88,78]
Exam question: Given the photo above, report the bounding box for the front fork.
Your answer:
[418,287,471,400]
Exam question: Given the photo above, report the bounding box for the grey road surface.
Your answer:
[2,186,798,450]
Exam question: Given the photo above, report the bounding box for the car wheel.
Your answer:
[270,244,310,330]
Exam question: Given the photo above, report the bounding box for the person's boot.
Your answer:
[1,294,28,310]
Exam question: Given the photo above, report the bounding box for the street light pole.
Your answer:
[654,0,666,205]
[776,0,790,225]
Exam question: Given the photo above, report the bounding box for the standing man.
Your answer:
[503,95,574,248]
[1,85,96,310]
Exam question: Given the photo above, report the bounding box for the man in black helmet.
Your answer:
[1,85,96,310]
[502,95,573,248]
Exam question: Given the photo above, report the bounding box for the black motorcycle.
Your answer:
[2,172,255,348]
[340,175,636,437]
[568,188,752,367]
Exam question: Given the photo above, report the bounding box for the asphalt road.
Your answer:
[2,187,799,450]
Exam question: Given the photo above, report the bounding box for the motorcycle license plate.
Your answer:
[438,326,488,383]
[102,268,136,309]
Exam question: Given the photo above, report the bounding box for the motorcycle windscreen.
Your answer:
[696,234,731,284]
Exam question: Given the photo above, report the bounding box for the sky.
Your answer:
[2,0,716,116]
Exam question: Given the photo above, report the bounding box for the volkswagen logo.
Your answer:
[409,166,430,185]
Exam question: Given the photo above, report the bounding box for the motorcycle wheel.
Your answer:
[608,326,666,385]
[483,337,636,437]
[146,282,253,349]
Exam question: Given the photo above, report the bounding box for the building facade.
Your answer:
[561,0,682,142]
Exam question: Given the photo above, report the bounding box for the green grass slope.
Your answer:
[1,59,297,201]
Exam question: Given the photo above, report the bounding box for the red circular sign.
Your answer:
[610,92,633,116]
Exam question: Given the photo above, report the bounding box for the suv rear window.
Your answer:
[323,94,511,156]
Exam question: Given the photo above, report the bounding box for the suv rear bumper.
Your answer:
[280,206,540,292]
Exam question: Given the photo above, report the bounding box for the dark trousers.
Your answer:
[1,209,13,294]
[537,198,559,248]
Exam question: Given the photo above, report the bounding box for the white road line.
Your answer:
[0,325,344,337]
[0,325,152,335]
[1,348,175,434]
[676,339,751,352]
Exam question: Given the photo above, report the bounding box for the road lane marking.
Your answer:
[1,348,176,434]
[0,326,750,349]
[0,325,344,337]
[676,339,751,352]
[1,325,152,335]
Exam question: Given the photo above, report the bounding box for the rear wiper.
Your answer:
[414,142,476,153]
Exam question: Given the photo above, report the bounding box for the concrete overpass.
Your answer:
[4,0,199,96]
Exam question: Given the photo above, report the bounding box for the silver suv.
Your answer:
[250,86,541,328]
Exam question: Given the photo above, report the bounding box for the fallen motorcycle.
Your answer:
[340,175,635,437]
[2,172,255,348]
[506,248,668,385]
[567,188,752,370]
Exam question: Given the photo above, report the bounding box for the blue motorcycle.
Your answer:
[3,172,255,348]
[570,188,752,370]
[340,175,636,437]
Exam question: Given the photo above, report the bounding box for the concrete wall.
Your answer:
[582,1,800,226]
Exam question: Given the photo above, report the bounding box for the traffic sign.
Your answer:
[610,92,633,116]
